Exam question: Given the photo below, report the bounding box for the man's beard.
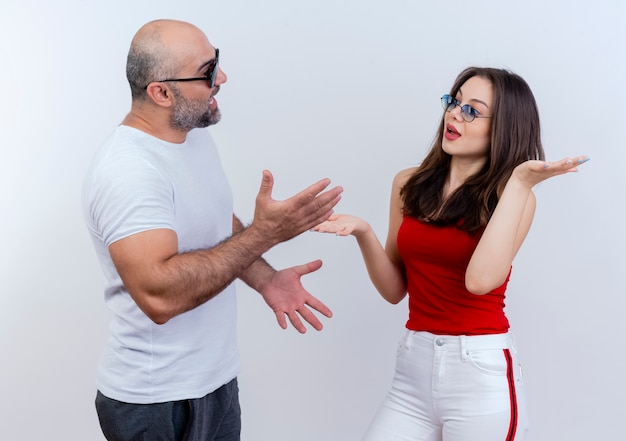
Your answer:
[169,86,221,131]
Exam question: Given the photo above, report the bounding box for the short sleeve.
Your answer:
[85,153,175,247]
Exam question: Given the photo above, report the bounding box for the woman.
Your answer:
[313,67,588,440]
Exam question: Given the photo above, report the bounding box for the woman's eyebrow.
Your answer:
[458,87,489,108]
[469,98,490,108]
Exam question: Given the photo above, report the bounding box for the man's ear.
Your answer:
[145,82,174,108]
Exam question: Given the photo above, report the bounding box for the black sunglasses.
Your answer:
[146,48,220,89]
[441,94,490,122]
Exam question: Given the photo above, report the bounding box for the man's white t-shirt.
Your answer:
[82,125,239,404]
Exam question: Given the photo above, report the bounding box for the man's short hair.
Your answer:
[126,32,176,101]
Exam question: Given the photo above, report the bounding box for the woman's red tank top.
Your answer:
[397,216,510,335]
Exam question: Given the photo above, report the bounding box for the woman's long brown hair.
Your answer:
[401,67,545,233]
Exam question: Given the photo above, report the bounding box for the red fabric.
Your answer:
[397,216,510,335]
[504,349,519,440]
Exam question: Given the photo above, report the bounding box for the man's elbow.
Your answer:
[142,301,176,324]
[130,290,178,325]
[147,311,172,325]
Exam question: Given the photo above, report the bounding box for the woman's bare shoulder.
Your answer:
[393,166,418,188]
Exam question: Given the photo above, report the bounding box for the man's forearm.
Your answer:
[123,220,276,324]
[233,215,276,293]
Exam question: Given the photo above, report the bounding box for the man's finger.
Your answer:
[298,307,324,331]
[274,311,288,330]
[287,311,307,334]
[306,295,333,318]
[256,170,274,201]
[291,178,332,205]
[292,259,324,276]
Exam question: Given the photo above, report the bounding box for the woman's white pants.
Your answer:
[363,331,529,441]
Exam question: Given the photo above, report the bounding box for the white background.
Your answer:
[1,1,624,440]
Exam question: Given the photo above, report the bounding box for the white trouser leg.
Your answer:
[363,331,529,441]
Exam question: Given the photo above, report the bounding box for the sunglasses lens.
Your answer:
[441,95,485,122]
[461,105,477,122]
[209,49,220,87]
[210,66,218,87]
[441,94,454,111]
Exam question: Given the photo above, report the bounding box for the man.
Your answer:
[82,19,343,441]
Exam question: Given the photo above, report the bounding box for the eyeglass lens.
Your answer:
[208,49,219,87]
[440,94,479,122]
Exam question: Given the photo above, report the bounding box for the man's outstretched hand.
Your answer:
[251,170,343,244]
[259,259,333,333]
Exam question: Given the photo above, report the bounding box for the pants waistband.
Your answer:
[404,330,516,352]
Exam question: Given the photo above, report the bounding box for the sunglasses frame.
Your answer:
[146,48,220,89]
[440,94,490,123]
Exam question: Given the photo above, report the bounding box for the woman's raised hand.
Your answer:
[311,214,370,237]
[513,155,590,188]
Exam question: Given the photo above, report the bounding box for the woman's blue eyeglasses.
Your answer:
[147,48,220,89]
[441,94,490,122]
